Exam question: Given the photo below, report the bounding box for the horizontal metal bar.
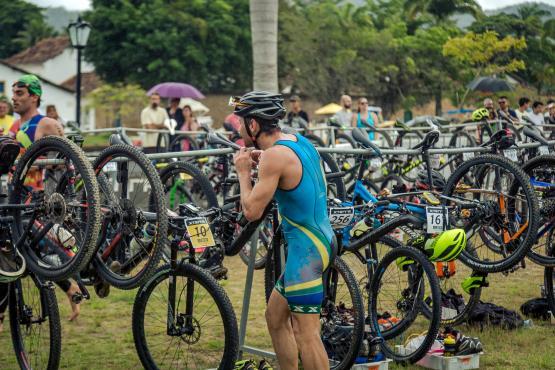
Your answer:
[241,345,277,359]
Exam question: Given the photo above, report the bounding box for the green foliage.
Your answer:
[85,0,251,92]
[86,83,147,125]
[0,0,56,59]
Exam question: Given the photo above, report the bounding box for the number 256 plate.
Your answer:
[185,217,216,249]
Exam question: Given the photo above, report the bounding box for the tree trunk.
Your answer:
[434,86,442,116]
[250,0,279,93]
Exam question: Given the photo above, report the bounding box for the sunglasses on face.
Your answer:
[498,101,507,104]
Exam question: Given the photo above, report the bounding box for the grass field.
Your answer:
[1,255,554,369]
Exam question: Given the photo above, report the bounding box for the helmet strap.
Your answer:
[243,117,260,149]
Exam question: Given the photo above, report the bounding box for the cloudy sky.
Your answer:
[25,0,554,11]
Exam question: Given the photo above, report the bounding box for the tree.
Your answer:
[443,31,527,106]
[403,0,483,33]
[86,83,147,127]
[0,0,56,59]
[250,0,279,92]
[85,0,252,92]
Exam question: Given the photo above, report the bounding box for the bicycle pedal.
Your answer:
[71,293,83,304]
[209,266,228,280]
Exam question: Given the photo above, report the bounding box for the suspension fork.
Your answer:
[167,240,180,334]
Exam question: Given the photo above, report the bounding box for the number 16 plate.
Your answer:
[185,217,216,249]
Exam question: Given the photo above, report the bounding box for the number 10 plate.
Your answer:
[185,217,216,249]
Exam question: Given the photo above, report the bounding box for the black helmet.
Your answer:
[416,170,446,191]
[229,91,286,121]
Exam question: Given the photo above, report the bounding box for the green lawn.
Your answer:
[1,256,554,369]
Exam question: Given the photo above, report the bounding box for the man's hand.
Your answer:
[234,147,255,174]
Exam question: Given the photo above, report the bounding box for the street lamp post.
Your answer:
[67,16,91,127]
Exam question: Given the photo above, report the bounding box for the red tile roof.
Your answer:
[61,72,102,95]
[4,36,70,65]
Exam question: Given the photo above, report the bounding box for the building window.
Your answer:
[0,81,5,95]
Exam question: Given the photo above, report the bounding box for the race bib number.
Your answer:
[462,152,474,161]
[503,149,518,162]
[539,146,550,155]
[185,217,216,249]
[103,161,117,172]
[430,154,441,169]
[328,207,355,228]
[426,206,448,234]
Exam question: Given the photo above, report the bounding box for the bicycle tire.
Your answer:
[335,132,356,148]
[92,144,168,289]
[379,174,405,191]
[369,247,441,364]
[448,130,477,173]
[321,152,347,201]
[521,154,555,266]
[132,263,238,370]
[442,154,540,273]
[376,130,393,148]
[156,133,170,153]
[304,133,326,147]
[169,134,200,153]
[158,161,219,210]
[10,136,101,281]
[9,275,61,370]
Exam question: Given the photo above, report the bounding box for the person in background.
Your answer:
[140,92,168,153]
[351,97,380,140]
[496,96,518,122]
[0,99,14,135]
[46,104,65,126]
[515,97,530,122]
[180,105,200,151]
[166,98,184,131]
[286,95,309,125]
[525,101,546,130]
[483,98,497,120]
[333,94,352,127]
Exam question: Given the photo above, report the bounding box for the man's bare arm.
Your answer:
[36,118,64,139]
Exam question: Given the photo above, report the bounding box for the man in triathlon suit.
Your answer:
[7,75,82,321]
[232,91,334,370]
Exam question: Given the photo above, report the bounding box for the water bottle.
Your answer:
[349,217,372,239]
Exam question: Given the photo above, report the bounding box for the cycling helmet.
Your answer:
[415,170,446,191]
[0,245,26,283]
[0,136,20,175]
[229,91,286,121]
[461,273,488,294]
[472,108,490,122]
[396,256,415,271]
[424,229,466,262]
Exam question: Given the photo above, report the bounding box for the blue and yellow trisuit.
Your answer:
[272,134,334,314]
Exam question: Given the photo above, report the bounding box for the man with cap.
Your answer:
[9,75,63,144]
[286,94,309,125]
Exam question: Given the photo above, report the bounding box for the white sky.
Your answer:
[25,0,555,11]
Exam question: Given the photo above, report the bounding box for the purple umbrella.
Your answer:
[147,82,205,99]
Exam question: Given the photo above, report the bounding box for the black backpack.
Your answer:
[468,301,523,330]
[520,298,551,320]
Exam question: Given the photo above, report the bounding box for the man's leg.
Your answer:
[265,289,298,370]
[291,313,329,370]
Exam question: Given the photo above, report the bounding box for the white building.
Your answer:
[1,36,99,129]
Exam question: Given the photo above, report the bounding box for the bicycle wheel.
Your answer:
[169,134,200,153]
[238,213,271,270]
[321,152,346,200]
[521,154,555,266]
[442,154,540,273]
[304,133,326,147]
[376,130,393,148]
[448,130,477,173]
[158,161,219,211]
[9,274,61,370]
[368,247,441,364]
[156,133,170,153]
[264,239,364,370]
[420,241,482,327]
[10,136,101,281]
[132,263,238,369]
[92,144,168,289]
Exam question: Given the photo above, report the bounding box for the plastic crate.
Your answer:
[350,359,391,370]
[415,352,483,370]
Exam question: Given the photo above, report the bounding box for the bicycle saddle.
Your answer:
[482,129,515,150]
[522,126,549,145]
[413,130,440,151]
[351,127,382,156]
[0,136,20,175]
[207,132,241,150]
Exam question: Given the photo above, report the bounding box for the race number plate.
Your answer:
[103,161,117,172]
[185,217,216,249]
[430,154,441,169]
[426,206,448,234]
[462,152,474,161]
[539,146,550,155]
[503,149,518,162]
[329,207,355,228]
